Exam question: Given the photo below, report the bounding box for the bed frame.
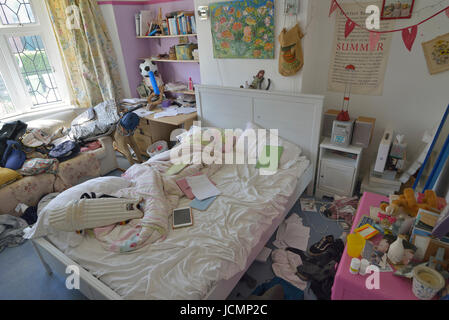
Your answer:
[31,85,324,300]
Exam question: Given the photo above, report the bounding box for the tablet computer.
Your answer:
[172,207,193,229]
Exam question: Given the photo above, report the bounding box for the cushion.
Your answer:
[23,176,132,240]
[176,125,239,153]
[0,168,22,187]
[237,122,302,169]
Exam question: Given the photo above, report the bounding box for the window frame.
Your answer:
[0,0,70,119]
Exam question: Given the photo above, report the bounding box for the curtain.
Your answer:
[45,0,123,108]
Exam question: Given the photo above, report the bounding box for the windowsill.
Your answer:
[0,103,78,122]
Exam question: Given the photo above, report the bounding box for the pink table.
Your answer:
[331,192,419,300]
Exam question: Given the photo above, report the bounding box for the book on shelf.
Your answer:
[135,13,141,36]
[165,11,195,35]
[139,10,153,36]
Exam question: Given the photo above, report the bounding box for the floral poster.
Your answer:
[210,0,275,59]
[422,32,449,75]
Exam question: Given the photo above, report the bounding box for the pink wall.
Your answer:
[101,0,201,97]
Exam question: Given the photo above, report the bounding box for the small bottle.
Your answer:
[359,259,370,275]
[188,77,194,91]
[350,258,361,274]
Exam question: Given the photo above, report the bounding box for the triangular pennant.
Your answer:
[402,25,418,51]
[329,0,339,17]
[345,19,356,38]
[445,7,449,18]
[369,32,381,51]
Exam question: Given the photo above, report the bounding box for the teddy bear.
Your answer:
[388,188,441,217]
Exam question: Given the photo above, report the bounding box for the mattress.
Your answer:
[46,157,310,299]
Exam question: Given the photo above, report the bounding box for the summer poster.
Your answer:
[210,0,275,59]
[328,1,394,96]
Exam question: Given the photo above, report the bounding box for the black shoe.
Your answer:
[308,235,335,256]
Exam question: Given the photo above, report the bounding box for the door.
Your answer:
[318,160,355,196]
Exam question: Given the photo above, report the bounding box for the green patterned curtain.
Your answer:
[45,0,123,108]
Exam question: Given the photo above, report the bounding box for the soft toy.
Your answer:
[389,188,441,217]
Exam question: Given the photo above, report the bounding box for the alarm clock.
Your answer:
[331,120,354,147]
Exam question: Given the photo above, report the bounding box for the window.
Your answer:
[0,0,69,118]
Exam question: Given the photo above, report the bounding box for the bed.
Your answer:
[30,85,324,300]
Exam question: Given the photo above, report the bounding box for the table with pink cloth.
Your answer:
[331,192,419,300]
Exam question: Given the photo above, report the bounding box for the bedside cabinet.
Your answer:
[316,137,363,198]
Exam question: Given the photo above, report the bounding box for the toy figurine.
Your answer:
[241,70,271,90]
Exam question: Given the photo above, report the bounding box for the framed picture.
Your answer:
[381,0,415,20]
[422,32,449,75]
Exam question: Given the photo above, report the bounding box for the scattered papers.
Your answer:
[190,196,217,211]
[122,98,147,104]
[186,174,221,201]
[177,107,197,115]
[154,107,179,119]
[176,173,216,200]
[273,214,310,251]
[154,106,196,119]
[132,109,155,118]
[300,198,317,212]
[166,163,187,175]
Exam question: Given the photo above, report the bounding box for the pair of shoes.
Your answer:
[308,235,335,256]
[307,235,345,261]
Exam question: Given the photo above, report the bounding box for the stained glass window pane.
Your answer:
[0,72,15,116]
[0,0,35,25]
[8,35,61,106]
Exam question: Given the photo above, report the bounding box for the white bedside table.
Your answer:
[315,137,363,198]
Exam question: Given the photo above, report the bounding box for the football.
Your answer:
[139,59,159,78]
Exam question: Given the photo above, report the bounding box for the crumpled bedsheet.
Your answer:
[44,154,310,299]
[92,159,223,252]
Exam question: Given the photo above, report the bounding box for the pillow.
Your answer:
[237,122,302,169]
[176,125,239,153]
[23,176,132,240]
[0,168,22,187]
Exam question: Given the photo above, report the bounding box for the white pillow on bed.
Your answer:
[23,177,132,240]
[237,122,302,169]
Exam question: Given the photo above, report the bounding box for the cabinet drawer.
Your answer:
[318,160,355,195]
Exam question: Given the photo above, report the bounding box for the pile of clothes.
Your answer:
[0,100,120,191]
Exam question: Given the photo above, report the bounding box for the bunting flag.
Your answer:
[329,0,339,17]
[402,25,418,51]
[369,32,381,51]
[446,7,449,18]
[345,19,356,38]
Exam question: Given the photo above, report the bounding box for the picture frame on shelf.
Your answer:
[381,0,415,20]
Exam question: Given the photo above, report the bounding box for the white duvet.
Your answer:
[43,155,310,299]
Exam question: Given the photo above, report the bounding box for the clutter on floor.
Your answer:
[0,214,28,253]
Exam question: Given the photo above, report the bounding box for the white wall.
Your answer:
[302,0,449,176]
[99,4,132,98]
[195,0,309,92]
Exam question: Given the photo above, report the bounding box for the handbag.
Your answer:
[1,140,26,170]
[49,140,80,162]
[278,23,304,77]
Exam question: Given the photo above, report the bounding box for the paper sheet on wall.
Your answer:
[328,1,395,96]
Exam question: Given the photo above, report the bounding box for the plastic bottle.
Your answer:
[188,77,194,91]
[350,258,361,274]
